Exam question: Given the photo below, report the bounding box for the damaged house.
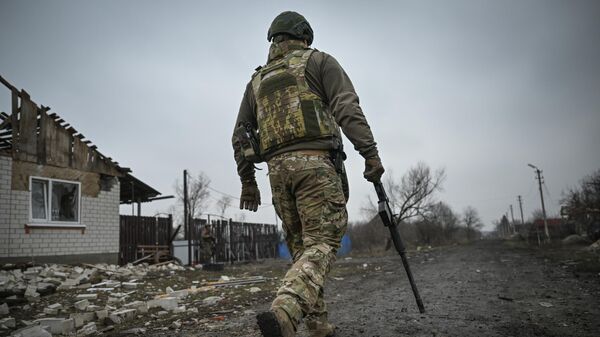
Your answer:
[0,77,162,265]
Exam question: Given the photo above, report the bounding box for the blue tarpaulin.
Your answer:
[277,234,352,260]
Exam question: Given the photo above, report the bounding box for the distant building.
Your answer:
[528,218,573,240]
[0,77,161,264]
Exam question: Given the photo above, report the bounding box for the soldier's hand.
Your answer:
[240,178,261,212]
[363,155,385,182]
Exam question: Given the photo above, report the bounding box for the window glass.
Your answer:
[31,179,48,220]
[51,181,79,222]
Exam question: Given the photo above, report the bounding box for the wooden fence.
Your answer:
[119,214,278,265]
[119,215,172,265]
[189,218,279,263]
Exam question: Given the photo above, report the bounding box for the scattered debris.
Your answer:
[0,261,273,335]
[10,325,52,337]
[202,296,223,305]
[77,322,97,336]
[76,294,97,300]
[0,303,9,316]
[204,276,267,288]
[585,239,600,253]
[562,234,589,245]
[109,309,136,324]
[0,316,16,328]
[539,302,554,308]
[74,299,90,311]
[33,317,75,335]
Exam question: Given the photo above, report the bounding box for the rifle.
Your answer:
[374,181,426,313]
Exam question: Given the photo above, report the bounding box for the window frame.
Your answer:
[28,176,84,228]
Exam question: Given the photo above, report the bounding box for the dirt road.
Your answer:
[139,241,600,337]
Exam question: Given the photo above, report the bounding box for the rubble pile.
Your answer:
[0,261,265,336]
[585,239,600,253]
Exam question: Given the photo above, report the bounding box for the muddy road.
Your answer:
[137,241,600,337]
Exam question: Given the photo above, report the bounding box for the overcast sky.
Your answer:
[1,0,599,230]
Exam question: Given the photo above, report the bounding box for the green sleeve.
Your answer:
[306,51,379,159]
[232,81,257,182]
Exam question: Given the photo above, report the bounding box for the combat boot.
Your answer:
[306,319,335,337]
[256,308,295,337]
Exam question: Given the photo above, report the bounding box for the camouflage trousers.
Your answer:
[201,239,214,263]
[267,151,348,332]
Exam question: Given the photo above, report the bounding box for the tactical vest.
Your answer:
[251,48,338,155]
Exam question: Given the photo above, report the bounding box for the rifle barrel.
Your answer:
[374,182,426,314]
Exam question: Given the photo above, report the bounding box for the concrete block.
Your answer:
[202,296,223,305]
[0,303,8,316]
[123,301,148,313]
[95,310,108,320]
[108,309,136,324]
[57,279,77,290]
[24,285,40,303]
[0,316,16,328]
[76,322,97,336]
[69,312,95,328]
[75,294,97,300]
[85,305,102,312]
[33,318,75,335]
[147,297,178,311]
[8,325,52,337]
[121,282,139,289]
[169,289,189,299]
[74,299,89,311]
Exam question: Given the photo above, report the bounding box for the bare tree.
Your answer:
[174,171,211,219]
[462,206,483,241]
[216,196,232,218]
[359,163,446,249]
[529,209,545,223]
[495,215,511,238]
[385,162,446,224]
[561,169,600,238]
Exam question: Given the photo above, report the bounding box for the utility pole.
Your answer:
[517,195,525,226]
[528,164,550,242]
[183,170,191,265]
[509,204,515,234]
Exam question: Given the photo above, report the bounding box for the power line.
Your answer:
[542,181,558,206]
[207,185,274,208]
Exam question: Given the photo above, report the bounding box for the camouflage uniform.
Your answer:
[233,35,379,336]
[268,151,347,332]
[201,226,215,263]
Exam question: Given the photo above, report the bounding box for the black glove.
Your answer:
[363,155,385,182]
[240,178,261,212]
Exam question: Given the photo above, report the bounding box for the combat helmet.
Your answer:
[267,11,314,45]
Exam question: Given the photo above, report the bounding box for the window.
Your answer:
[30,177,80,224]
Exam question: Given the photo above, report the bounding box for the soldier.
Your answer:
[232,11,384,337]
[201,224,215,263]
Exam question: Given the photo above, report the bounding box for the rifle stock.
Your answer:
[374,181,426,313]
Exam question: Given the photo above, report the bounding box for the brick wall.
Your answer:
[0,155,120,262]
[0,155,11,257]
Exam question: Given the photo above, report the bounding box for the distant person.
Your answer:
[201,224,215,263]
[232,11,384,337]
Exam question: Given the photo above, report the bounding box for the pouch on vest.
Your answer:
[235,122,263,163]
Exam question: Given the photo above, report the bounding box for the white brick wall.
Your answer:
[0,155,120,259]
[0,155,11,257]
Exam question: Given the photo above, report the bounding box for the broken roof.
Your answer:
[0,75,162,203]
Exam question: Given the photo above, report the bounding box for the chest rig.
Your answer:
[251,46,338,155]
